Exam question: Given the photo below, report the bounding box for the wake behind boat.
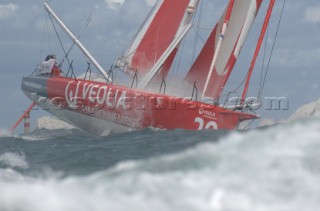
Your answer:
[21,0,278,136]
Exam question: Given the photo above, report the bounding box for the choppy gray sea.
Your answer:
[1,118,320,211]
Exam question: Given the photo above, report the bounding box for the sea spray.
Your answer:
[0,129,14,138]
[0,119,319,210]
[0,152,29,169]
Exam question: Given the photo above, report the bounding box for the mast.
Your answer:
[241,0,275,104]
[202,0,235,98]
[44,2,112,83]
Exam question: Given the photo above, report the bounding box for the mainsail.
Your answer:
[121,0,199,87]
[185,0,263,100]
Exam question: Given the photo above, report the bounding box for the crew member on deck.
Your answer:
[37,54,61,76]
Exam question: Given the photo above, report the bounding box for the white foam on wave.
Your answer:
[0,152,29,169]
[0,128,48,141]
[0,128,15,138]
[0,119,320,211]
[20,134,50,142]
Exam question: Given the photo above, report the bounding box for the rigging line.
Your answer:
[232,74,248,93]
[47,10,72,68]
[243,119,256,130]
[192,25,213,31]
[173,33,187,76]
[259,0,286,98]
[192,0,203,63]
[84,9,94,28]
[224,68,250,99]
[44,8,51,55]
[258,26,269,97]
[241,107,259,130]
[228,28,270,100]
[59,11,95,67]
[171,37,181,75]
[40,8,48,60]
[190,27,207,44]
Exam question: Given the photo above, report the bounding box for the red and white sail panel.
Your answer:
[185,0,263,100]
[123,0,195,77]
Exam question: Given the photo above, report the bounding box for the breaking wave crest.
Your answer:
[0,118,320,211]
[0,152,29,169]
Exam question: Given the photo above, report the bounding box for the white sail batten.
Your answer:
[44,2,112,83]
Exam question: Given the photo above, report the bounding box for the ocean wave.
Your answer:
[0,119,320,211]
[0,128,49,141]
[20,128,82,142]
[0,152,29,169]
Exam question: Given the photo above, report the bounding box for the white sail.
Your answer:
[185,0,263,100]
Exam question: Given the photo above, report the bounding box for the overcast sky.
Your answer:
[0,0,320,132]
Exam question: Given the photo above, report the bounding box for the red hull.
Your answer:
[41,76,258,131]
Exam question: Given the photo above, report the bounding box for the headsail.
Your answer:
[185,0,263,100]
[120,0,199,84]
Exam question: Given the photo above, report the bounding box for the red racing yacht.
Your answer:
[21,0,276,136]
